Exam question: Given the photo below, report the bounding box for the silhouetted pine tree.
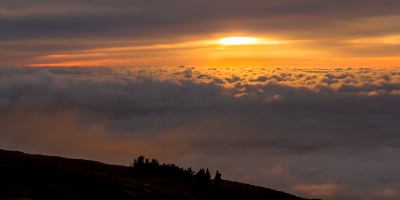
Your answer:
[205,168,211,181]
[214,170,222,181]
[195,168,203,180]
[195,168,210,182]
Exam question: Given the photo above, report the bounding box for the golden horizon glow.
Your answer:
[219,37,259,45]
[347,35,400,44]
[18,35,400,68]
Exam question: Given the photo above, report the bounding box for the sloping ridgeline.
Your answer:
[0,149,316,200]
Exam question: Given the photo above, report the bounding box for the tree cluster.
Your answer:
[130,156,222,181]
[194,168,211,182]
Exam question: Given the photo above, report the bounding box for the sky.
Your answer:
[1,0,400,67]
[1,1,400,200]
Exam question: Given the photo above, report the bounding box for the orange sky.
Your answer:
[22,34,400,68]
[1,1,400,67]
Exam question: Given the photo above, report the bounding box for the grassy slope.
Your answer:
[0,149,311,200]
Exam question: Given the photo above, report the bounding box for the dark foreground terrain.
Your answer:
[0,149,313,200]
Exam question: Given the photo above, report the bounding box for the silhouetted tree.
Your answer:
[150,159,159,166]
[195,168,206,181]
[214,170,222,181]
[134,156,145,167]
[205,168,211,181]
[187,167,194,175]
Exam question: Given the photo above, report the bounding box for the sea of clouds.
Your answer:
[1,66,400,200]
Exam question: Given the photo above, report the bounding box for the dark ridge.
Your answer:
[0,149,313,200]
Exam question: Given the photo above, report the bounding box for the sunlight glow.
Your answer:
[347,35,400,44]
[219,37,259,45]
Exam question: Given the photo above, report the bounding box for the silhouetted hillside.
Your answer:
[0,149,313,200]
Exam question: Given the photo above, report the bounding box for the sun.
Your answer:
[219,37,259,45]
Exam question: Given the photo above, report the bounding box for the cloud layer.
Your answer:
[1,66,400,199]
